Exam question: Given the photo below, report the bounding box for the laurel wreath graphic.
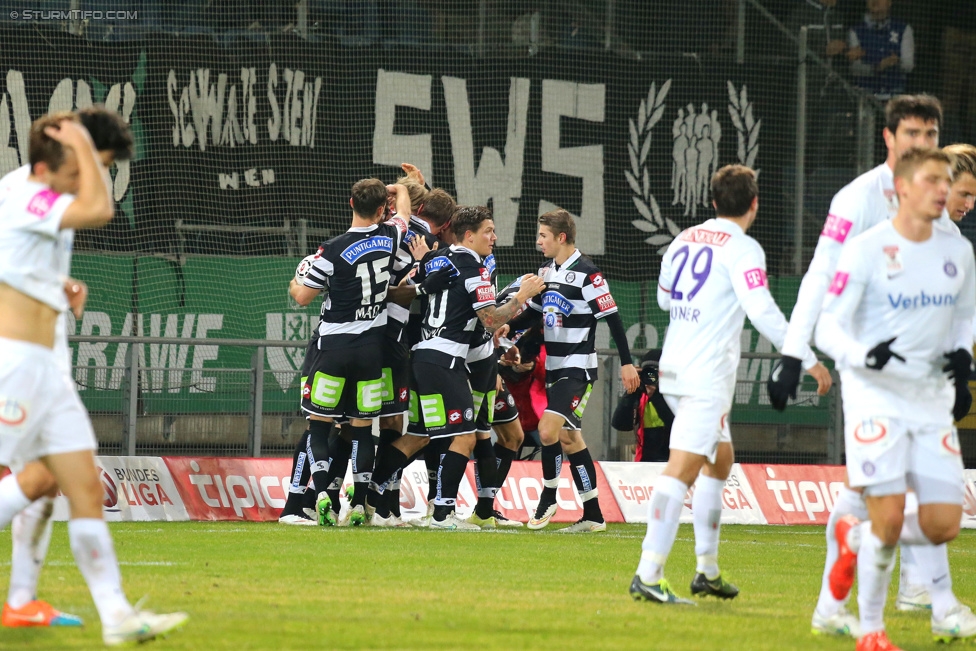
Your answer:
[727,82,761,177]
[627,80,679,254]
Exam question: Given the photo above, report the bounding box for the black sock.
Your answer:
[432,450,469,520]
[568,448,603,522]
[540,442,562,500]
[424,438,449,501]
[371,445,408,492]
[378,429,402,515]
[323,431,352,513]
[493,443,518,490]
[473,438,497,519]
[348,424,375,507]
[308,420,334,506]
[280,430,312,517]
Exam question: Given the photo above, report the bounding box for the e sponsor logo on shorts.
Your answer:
[853,419,887,444]
[0,399,27,426]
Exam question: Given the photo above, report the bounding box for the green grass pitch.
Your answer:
[2,523,975,649]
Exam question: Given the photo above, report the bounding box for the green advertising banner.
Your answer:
[69,255,827,425]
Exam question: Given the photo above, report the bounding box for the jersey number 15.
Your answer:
[355,259,390,305]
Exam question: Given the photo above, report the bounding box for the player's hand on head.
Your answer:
[621,364,640,394]
[400,163,425,186]
[44,119,93,149]
[767,356,802,411]
[864,337,905,371]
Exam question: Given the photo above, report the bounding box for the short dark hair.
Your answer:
[350,178,388,219]
[29,111,78,173]
[893,147,951,181]
[451,205,492,240]
[885,94,943,134]
[538,208,576,244]
[711,164,758,217]
[419,188,456,228]
[77,106,134,161]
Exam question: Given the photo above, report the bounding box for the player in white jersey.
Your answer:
[0,107,135,630]
[766,95,951,636]
[630,165,831,604]
[816,148,976,651]
[0,113,186,645]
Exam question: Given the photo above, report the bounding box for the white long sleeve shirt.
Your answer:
[657,218,817,401]
[782,163,898,359]
[816,220,975,424]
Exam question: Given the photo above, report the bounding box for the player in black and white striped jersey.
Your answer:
[498,209,640,533]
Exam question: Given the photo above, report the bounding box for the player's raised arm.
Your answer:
[47,119,114,230]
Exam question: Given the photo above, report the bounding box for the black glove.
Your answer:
[417,266,456,295]
[943,349,974,383]
[865,337,906,370]
[767,356,802,412]
[953,384,973,422]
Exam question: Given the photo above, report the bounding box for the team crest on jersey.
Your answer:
[883,189,898,215]
[565,272,576,283]
[945,260,958,278]
[340,236,394,264]
[883,246,902,276]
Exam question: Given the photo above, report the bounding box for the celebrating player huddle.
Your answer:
[283,166,636,532]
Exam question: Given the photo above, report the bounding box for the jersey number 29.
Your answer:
[670,245,712,301]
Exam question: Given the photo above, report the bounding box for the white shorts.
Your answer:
[0,337,96,469]
[664,393,732,464]
[845,416,964,504]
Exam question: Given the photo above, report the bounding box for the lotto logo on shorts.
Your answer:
[398,387,408,402]
[828,271,849,296]
[26,189,59,217]
[596,294,616,311]
[821,213,853,243]
[744,268,767,290]
[448,410,462,424]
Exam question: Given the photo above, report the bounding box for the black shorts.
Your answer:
[467,356,498,433]
[545,372,593,431]
[301,341,384,420]
[407,360,475,439]
[380,336,410,417]
[491,382,520,425]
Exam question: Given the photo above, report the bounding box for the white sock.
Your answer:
[636,475,688,584]
[899,511,929,546]
[0,474,33,531]
[7,497,55,608]
[900,544,925,589]
[67,519,133,627]
[815,486,866,617]
[692,475,724,579]
[858,524,896,636]
[911,542,958,621]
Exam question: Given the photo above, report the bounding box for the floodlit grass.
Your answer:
[1,523,974,650]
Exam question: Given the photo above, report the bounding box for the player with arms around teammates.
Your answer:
[816,147,976,651]
[0,112,187,645]
[630,165,831,604]
[290,179,412,526]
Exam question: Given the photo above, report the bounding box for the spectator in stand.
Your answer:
[941,1,976,145]
[847,0,915,99]
[611,350,674,462]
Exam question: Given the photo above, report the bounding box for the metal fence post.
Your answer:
[794,26,808,275]
[827,370,843,465]
[249,347,265,458]
[123,344,138,456]
[856,95,876,175]
[736,0,746,64]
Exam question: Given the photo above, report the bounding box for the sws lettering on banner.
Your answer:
[187,460,288,517]
[764,466,843,521]
[495,476,580,512]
